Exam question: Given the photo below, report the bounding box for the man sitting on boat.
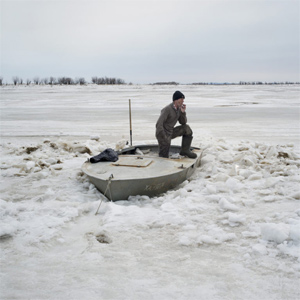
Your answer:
[156,91,197,159]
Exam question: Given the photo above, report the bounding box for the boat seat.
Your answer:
[112,157,153,167]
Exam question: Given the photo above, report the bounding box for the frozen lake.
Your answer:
[1,84,299,149]
[1,84,300,300]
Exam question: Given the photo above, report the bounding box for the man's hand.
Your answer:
[180,104,186,113]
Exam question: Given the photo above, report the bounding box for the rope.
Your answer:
[95,174,114,215]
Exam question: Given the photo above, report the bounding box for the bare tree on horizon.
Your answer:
[12,76,20,85]
[49,77,56,85]
[33,77,40,85]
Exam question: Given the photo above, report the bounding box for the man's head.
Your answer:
[173,91,185,101]
[173,91,185,109]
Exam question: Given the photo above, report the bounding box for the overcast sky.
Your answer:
[1,0,299,84]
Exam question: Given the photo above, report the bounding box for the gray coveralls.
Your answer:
[156,103,193,158]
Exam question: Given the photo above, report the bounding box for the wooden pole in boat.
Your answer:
[129,99,133,146]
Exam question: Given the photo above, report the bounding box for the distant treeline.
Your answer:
[0,76,126,86]
[91,77,125,85]
[0,76,299,86]
[191,81,300,85]
[151,82,179,85]
[152,81,300,85]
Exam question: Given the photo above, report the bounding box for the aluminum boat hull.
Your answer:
[81,144,201,201]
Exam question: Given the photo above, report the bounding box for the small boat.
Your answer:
[81,144,201,201]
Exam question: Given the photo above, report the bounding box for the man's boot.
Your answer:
[180,135,197,159]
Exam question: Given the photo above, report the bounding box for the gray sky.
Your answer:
[1,0,299,84]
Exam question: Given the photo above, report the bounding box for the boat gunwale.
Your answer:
[82,144,201,182]
[82,156,200,181]
[81,144,201,200]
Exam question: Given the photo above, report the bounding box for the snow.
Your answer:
[1,84,300,299]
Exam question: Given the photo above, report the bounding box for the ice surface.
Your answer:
[0,84,300,299]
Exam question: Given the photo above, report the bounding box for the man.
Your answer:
[156,91,197,159]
